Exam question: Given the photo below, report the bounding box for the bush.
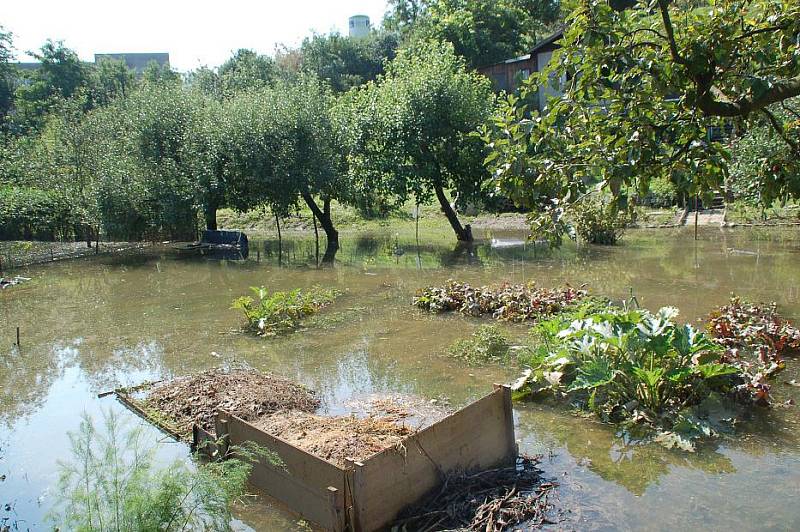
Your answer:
[232,286,339,336]
[0,185,83,240]
[641,176,678,208]
[569,197,632,245]
[51,409,253,531]
[447,325,510,365]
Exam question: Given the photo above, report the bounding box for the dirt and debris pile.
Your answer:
[343,393,451,429]
[254,410,412,466]
[391,455,556,532]
[131,368,319,439]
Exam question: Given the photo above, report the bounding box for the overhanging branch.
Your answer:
[698,75,800,117]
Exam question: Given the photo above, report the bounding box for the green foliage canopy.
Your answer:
[482,0,800,243]
[300,31,400,92]
[341,41,494,241]
[385,0,562,68]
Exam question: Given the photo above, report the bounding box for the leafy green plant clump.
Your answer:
[51,409,254,531]
[447,325,511,366]
[514,304,744,451]
[232,286,338,336]
[414,279,587,322]
[708,296,800,404]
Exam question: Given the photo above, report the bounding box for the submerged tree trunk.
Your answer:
[433,182,472,242]
[275,213,283,266]
[302,192,339,263]
[312,214,320,267]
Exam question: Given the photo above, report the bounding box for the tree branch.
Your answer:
[657,0,686,65]
[762,107,800,156]
[698,75,800,117]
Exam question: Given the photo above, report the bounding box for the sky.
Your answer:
[2,0,390,71]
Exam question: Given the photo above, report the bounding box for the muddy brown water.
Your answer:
[1,226,800,530]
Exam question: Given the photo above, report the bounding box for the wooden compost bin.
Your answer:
[194,384,517,531]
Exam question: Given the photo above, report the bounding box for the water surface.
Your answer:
[2,226,799,530]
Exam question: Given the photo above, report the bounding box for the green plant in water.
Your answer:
[514,304,741,450]
[232,286,339,336]
[50,409,255,531]
[447,325,511,366]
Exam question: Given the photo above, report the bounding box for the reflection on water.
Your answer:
[1,226,799,530]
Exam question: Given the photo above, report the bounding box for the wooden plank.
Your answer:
[351,387,516,531]
[218,410,346,531]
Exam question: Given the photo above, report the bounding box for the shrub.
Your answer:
[50,409,253,531]
[447,325,510,365]
[0,185,83,240]
[642,176,678,208]
[232,286,339,336]
[569,197,632,245]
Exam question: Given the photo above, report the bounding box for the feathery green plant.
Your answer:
[50,409,254,531]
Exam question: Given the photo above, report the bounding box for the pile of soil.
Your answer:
[254,410,413,466]
[134,368,319,439]
[342,393,451,429]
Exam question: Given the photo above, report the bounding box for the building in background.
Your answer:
[477,30,563,112]
[348,15,370,38]
[15,52,170,75]
[94,52,170,74]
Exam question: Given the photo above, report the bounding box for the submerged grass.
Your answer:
[447,325,511,366]
[232,285,339,336]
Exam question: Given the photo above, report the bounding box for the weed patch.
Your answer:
[513,304,745,451]
[447,325,511,365]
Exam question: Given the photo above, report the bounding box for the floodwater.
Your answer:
[2,226,799,531]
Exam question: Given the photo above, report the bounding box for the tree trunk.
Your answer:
[204,201,218,231]
[302,193,339,263]
[275,213,282,266]
[433,182,472,242]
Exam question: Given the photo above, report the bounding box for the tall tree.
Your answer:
[0,27,15,129]
[141,60,181,86]
[13,40,90,132]
[222,77,346,259]
[386,0,562,68]
[91,57,135,105]
[482,0,800,242]
[344,41,494,242]
[300,31,399,92]
[218,49,278,95]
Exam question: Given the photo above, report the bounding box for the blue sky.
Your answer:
[2,0,390,71]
